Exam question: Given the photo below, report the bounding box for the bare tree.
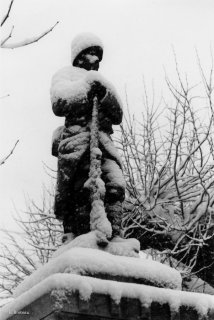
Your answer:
[0,184,62,303]
[1,0,59,49]
[119,54,214,288]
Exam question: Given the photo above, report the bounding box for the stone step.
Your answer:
[1,274,214,320]
[13,247,182,299]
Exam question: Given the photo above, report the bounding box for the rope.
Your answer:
[85,96,112,243]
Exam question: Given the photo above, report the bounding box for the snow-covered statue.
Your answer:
[51,33,126,244]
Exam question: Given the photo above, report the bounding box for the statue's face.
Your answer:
[75,48,100,71]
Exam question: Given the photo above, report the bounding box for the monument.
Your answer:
[51,33,126,245]
[1,33,214,320]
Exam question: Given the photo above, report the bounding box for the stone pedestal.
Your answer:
[3,274,214,320]
[1,245,214,320]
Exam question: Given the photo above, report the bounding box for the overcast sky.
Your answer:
[0,0,214,232]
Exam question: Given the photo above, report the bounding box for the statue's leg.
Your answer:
[101,158,126,237]
[55,160,76,235]
[70,152,91,236]
[56,133,90,236]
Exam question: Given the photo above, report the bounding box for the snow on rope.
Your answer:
[84,96,112,243]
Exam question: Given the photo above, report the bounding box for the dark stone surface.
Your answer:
[179,305,199,320]
[82,272,174,290]
[5,287,213,320]
[150,302,171,320]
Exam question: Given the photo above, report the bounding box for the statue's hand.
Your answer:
[89,81,106,102]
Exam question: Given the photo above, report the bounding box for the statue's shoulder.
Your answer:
[52,65,87,83]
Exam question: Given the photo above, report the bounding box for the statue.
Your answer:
[50,33,126,244]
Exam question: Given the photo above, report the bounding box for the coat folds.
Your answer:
[51,64,125,235]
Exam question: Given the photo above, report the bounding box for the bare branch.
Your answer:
[0,140,19,166]
[1,0,14,27]
[0,94,10,99]
[1,21,59,49]
[0,25,14,46]
[0,186,63,301]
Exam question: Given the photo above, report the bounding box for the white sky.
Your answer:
[0,0,214,232]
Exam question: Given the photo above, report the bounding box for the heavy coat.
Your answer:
[50,66,126,235]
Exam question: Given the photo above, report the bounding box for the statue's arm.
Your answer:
[86,71,123,124]
[50,66,90,117]
[52,126,65,157]
[100,89,123,125]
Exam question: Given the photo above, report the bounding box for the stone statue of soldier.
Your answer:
[50,33,126,241]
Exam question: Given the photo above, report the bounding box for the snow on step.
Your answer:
[1,274,214,320]
[13,246,182,298]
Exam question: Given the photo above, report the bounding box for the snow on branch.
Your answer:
[0,25,14,46]
[0,94,10,99]
[118,56,214,287]
[0,0,14,27]
[1,21,59,49]
[0,140,19,166]
[0,188,63,301]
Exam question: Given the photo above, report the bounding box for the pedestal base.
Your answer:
[2,274,214,320]
[1,240,214,320]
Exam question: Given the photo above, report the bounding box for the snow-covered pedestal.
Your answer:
[1,234,214,320]
[2,273,214,320]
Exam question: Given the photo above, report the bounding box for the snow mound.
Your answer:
[50,66,122,112]
[53,231,140,258]
[13,245,181,298]
[2,274,214,320]
[50,66,90,108]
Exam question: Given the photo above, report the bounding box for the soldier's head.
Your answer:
[71,33,103,71]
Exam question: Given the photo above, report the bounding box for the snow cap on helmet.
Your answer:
[71,33,103,65]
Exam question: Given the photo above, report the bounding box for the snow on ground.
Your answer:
[13,245,181,298]
[1,273,214,320]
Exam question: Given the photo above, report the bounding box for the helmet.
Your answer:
[71,33,103,65]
